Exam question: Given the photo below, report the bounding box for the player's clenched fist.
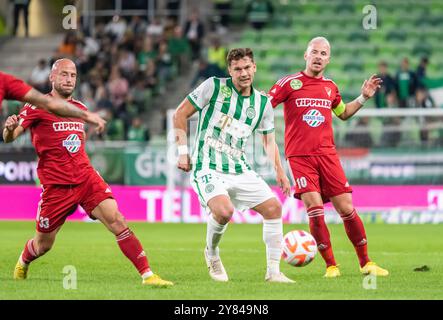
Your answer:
[177,154,192,172]
[5,114,19,132]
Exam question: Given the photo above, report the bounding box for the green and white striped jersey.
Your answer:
[187,77,274,176]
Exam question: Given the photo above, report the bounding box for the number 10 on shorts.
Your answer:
[295,177,307,189]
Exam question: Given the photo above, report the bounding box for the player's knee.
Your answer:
[337,205,354,217]
[265,200,282,219]
[214,205,234,224]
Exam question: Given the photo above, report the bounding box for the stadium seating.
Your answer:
[235,0,443,109]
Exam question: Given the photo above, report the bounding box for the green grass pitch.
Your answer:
[1,221,442,300]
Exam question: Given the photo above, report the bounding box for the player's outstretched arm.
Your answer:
[22,88,106,133]
[173,98,197,172]
[2,114,25,143]
[337,74,382,121]
[261,132,291,197]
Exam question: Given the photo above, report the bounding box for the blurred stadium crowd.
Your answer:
[0,0,241,144]
[27,14,196,142]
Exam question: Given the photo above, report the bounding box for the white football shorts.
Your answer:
[190,168,276,212]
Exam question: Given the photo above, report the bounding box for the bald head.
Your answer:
[307,37,330,52]
[50,58,77,98]
[304,36,331,77]
[51,58,76,73]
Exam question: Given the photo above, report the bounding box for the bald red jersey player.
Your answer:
[1,70,105,132]
[3,59,172,286]
[268,37,389,278]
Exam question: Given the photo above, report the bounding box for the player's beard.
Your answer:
[55,84,74,98]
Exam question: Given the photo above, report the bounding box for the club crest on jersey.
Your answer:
[290,79,303,90]
[246,107,256,119]
[325,87,332,97]
[302,109,325,127]
[220,85,232,98]
[205,183,215,193]
[63,134,81,153]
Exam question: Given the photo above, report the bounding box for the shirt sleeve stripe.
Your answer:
[257,128,275,135]
[187,95,201,111]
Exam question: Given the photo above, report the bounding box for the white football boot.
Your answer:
[204,247,229,282]
[265,272,295,283]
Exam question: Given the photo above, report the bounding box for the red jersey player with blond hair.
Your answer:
[268,37,388,278]
[3,59,172,287]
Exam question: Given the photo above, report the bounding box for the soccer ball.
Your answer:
[281,230,317,267]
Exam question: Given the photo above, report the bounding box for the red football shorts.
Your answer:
[287,154,352,203]
[35,170,114,233]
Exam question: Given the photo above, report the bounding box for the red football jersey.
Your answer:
[0,71,32,109]
[18,96,94,185]
[268,71,343,157]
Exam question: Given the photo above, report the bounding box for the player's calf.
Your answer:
[34,239,54,256]
[106,212,128,235]
[339,208,371,267]
[92,199,128,235]
[255,199,285,279]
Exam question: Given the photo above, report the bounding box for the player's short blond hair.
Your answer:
[307,37,331,51]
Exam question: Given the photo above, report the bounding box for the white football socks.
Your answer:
[141,271,154,279]
[206,213,228,258]
[18,254,29,267]
[263,218,283,275]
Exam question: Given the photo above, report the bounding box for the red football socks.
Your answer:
[21,239,38,264]
[342,209,370,267]
[307,206,337,267]
[116,228,151,275]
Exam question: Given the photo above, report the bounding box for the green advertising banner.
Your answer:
[87,146,125,184]
[340,148,443,185]
[123,145,168,185]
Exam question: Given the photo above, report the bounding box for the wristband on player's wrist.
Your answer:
[177,145,188,155]
[356,94,368,105]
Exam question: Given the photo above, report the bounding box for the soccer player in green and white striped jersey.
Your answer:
[174,48,294,283]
